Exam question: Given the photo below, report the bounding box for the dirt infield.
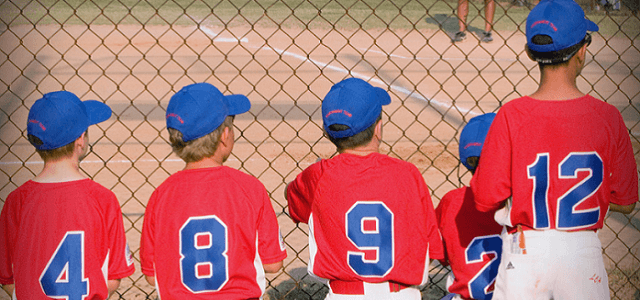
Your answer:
[1,20,639,299]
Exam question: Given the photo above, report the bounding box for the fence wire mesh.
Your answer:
[0,0,639,299]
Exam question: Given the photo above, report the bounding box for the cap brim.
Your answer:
[225,94,251,115]
[374,87,391,105]
[83,100,112,125]
[586,20,599,32]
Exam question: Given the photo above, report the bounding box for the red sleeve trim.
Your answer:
[260,251,288,265]
[108,265,136,280]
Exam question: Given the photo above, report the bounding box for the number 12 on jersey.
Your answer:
[528,152,603,230]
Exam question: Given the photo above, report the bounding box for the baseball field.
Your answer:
[0,0,638,299]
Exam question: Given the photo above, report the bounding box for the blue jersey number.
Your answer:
[40,231,89,300]
[527,152,603,230]
[346,202,394,277]
[180,216,229,293]
[465,235,502,300]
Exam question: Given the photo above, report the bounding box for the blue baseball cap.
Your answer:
[322,78,391,139]
[459,113,496,171]
[526,0,598,56]
[27,91,112,150]
[166,82,250,142]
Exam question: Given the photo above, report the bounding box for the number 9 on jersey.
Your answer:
[346,202,394,277]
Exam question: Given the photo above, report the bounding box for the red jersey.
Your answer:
[140,166,287,299]
[436,187,503,300]
[0,179,135,299]
[286,153,444,286]
[471,96,638,231]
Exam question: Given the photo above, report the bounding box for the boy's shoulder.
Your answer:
[6,179,117,211]
[440,186,468,206]
[496,95,621,126]
[10,179,112,196]
[316,153,423,181]
[220,166,265,187]
[369,152,423,174]
[437,186,469,216]
[503,95,615,112]
[160,166,265,190]
[325,152,417,168]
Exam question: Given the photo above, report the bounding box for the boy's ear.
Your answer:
[220,126,232,147]
[76,132,87,148]
[374,119,382,140]
[576,42,588,65]
[74,131,89,158]
[525,44,536,62]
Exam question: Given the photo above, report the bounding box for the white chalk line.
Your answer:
[198,25,249,43]
[194,24,481,116]
[255,44,476,116]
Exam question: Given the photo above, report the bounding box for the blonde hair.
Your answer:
[168,116,233,163]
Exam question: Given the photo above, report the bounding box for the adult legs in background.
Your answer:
[453,0,495,42]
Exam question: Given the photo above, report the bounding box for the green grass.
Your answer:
[0,0,637,38]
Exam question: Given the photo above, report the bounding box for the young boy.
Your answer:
[436,113,503,300]
[286,77,444,300]
[140,82,287,299]
[0,91,135,299]
[470,0,638,299]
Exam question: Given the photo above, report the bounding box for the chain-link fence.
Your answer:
[0,0,638,299]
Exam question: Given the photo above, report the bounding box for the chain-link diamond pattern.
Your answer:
[1,0,638,299]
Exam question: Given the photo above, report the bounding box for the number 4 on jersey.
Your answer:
[40,231,89,300]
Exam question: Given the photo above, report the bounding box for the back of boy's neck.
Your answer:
[33,158,87,183]
[340,143,380,156]
[341,148,377,156]
[184,157,224,170]
[339,137,381,156]
[530,71,584,101]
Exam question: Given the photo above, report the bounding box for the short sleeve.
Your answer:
[257,189,287,265]
[103,195,135,280]
[140,191,158,276]
[609,112,639,206]
[286,162,323,223]
[471,108,513,212]
[0,192,18,285]
[435,191,453,266]
[417,168,444,261]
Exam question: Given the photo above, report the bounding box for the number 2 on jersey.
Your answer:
[180,216,229,293]
[528,152,603,230]
[40,231,89,300]
[346,202,394,277]
[466,235,502,300]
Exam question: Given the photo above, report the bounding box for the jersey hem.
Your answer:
[108,267,136,280]
[140,266,155,277]
[474,200,499,213]
[610,196,639,207]
[260,252,288,265]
